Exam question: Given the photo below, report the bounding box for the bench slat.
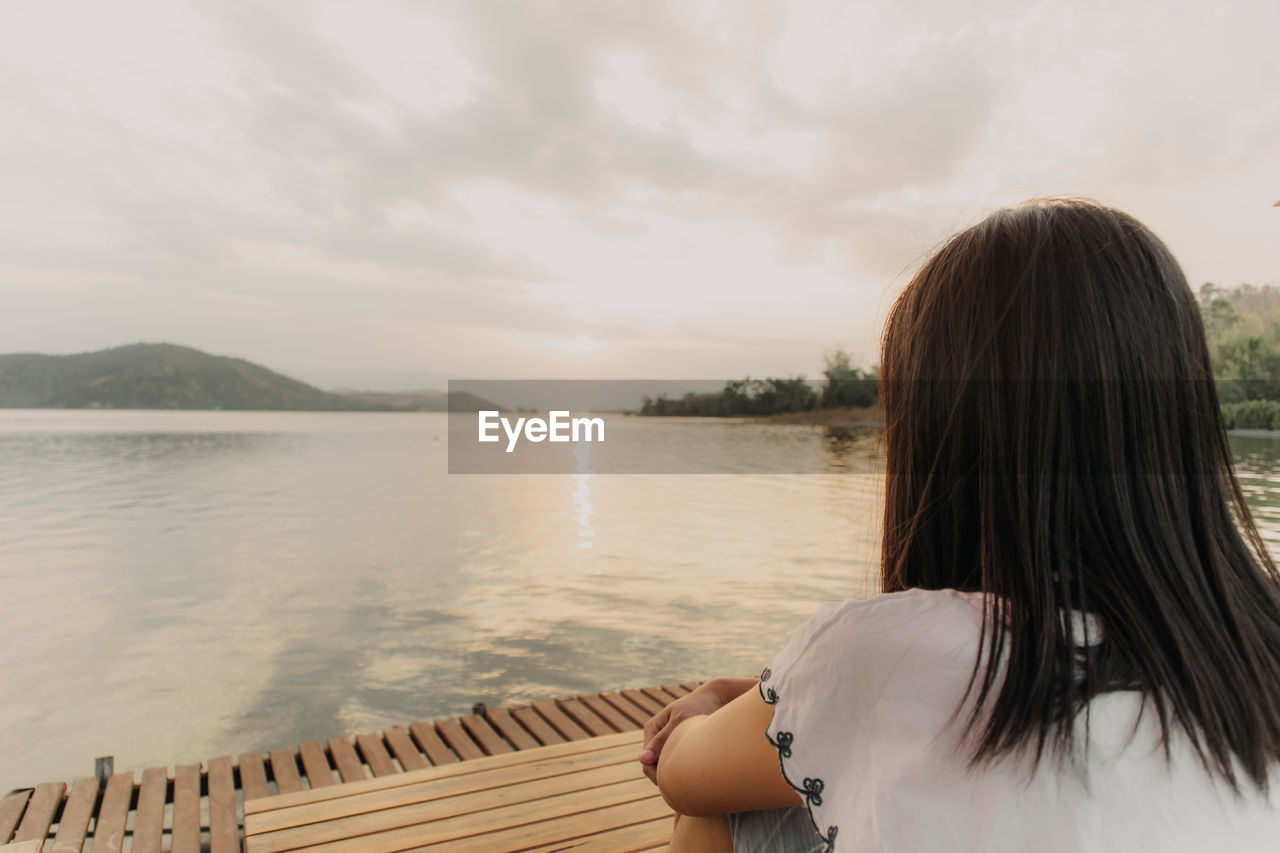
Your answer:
[298,741,335,788]
[171,763,202,853]
[355,734,399,777]
[49,777,99,852]
[459,714,513,755]
[531,700,591,741]
[484,707,541,751]
[430,797,671,853]
[12,782,61,844]
[209,756,240,853]
[382,726,429,771]
[239,752,272,801]
[559,698,615,737]
[131,767,168,853]
[408,722,458,766]
[0,791,29,844]
[435,718,485,762]
[521,811,674,853]
[600,691,654,728]
[620,688,665,716]
[327,738,367,783]
[269,749,304,795]
[509,706,566,746]
[90,772,133,853]
[580,693,639,731]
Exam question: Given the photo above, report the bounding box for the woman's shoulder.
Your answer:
[763,588,985,703]
[803,587,985,647]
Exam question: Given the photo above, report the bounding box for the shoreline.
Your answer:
[747,406,883,427]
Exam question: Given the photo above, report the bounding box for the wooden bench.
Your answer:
[243,729,672,852]
[0,683,695,851]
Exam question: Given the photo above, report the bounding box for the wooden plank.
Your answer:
[298,740,335,788]
[0,841,45,853]
[12,782,61,844]
[599,691,654,728]
[407,722,458,766]
[382,726,429,772]
[0,790,29,844]
[49,777,98,853]
[661,683,691,698]
[640,686,678,708]
[245,731,643,815]
[208,756,239,853]
[89,772,133,853]
[680,681,703,692]
[434,718,485,761]
[246,741,641,836]
[355,734,399,777]
[327,738,367,783]
[131,767,168,853]
[559,698,615,737]
[521,812,674,852]
[239,752,272,801]
[171,763,202,853]
[531,700,591,741]
[509,706,565,746]
[620,688,665,716]
[247,765,651,852]
[268,748,304,795]
[424,797,671,852]
[484,707,541,751]
[459,714,513,755]
[580,693,639,731]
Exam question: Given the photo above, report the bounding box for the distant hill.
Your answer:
[0,343,500,411]
[334,388,503,412]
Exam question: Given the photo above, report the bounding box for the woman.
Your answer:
[639,198,1280,851]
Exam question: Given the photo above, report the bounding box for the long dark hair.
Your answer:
[880,198,1280,791]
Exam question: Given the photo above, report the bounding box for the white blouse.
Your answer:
[760,588,1280,852]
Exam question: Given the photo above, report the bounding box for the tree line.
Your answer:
[639,351,879,417]
[639,281,1280,430]
[1200,283,1280,429]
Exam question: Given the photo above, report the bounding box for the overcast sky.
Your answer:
[1,0,1276,389]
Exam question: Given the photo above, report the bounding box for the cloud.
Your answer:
[0,0,1276,382]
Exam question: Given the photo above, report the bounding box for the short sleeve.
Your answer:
[756,589,985,853]
[757,601,855,850]
[757,600,845,707]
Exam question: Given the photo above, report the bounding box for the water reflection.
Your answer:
[0,410,1273,791]
[1231,436,1280,554]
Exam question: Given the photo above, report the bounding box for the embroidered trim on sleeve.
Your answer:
[760,666,839,851]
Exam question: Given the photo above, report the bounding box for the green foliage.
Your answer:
[1199,283,1280,408]
[640,377,818,416]
[821,350,880,408]
[640,350,878,417]
[1221,400,1280,430]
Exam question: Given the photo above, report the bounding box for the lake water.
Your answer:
[0,410,1276,790]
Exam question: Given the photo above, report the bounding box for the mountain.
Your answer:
[0,343,498,411]
[333,388,502,412]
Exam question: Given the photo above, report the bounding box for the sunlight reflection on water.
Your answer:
[0,410,1274,789]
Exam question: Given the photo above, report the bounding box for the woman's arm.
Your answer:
[640,677,760,781]
[655,687,802,817]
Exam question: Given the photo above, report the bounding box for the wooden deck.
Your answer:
[244,730,668,852]
[0,683,695,852]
